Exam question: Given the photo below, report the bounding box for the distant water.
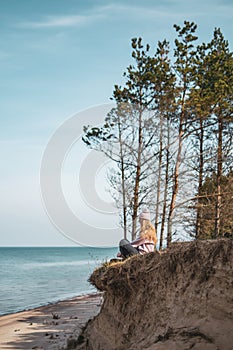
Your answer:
[0,246,117,316]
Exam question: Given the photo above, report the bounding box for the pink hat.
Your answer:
[139,207,150,221]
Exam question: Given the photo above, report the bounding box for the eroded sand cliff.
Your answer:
[75,239,233,350]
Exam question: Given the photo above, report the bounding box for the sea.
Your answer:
[0,246,118,316]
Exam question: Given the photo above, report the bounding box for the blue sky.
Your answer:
[1,0,232,246]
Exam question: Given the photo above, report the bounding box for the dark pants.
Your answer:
[119,239,139,259]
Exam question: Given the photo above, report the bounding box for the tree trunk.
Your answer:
[132,105,143,240]
[155,114,163,232]
[117,112,127,239]
[167,106,184,247]
[195,117,204,239]
[159,117,170,250]
[214,117,223,238]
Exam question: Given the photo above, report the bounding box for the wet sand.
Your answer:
[0,293,102,350]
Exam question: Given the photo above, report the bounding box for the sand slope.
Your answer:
[76,239,233,350]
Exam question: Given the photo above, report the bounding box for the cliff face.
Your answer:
[76,239,233,350]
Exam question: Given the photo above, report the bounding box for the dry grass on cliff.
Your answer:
[89,239,232,296]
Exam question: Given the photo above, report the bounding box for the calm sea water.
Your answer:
[0,246,117,316]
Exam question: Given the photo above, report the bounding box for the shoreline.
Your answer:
[0,292,102,350]
[0,290,97,318]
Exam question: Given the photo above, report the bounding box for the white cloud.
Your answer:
[19,13,101,29]
[17,1,232,31]
[99,3,177,18]
[98,1,233,20]
[17,3,179,30]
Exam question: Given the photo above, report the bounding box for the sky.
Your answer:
[1,0,232,246]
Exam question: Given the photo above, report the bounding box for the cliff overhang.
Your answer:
[75,239,233,350]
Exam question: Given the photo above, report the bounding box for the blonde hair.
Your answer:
[140,219,157,245]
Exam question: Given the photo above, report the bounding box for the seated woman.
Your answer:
[117,208,157,259]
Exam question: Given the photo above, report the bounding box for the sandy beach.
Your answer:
[0,293,102,350]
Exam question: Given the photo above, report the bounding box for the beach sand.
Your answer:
[0,293,102,350]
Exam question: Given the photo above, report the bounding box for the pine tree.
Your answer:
[150,40,176,249]
[167,21,198,247]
